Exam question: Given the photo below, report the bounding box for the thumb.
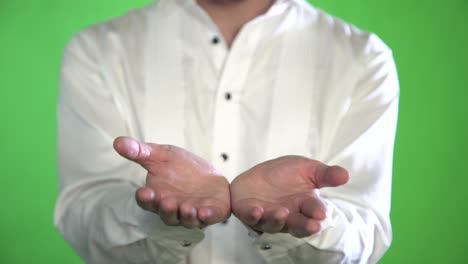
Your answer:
[113,136,153,165]
[313,164,350,189]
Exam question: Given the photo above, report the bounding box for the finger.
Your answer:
[232,203,261,225]
[135,187,156,211]
[286,213,322,238]
[261,207,289,234]
[159,197,180,225]
[300,197,326,220]
[179,203,201,228]
[198,206,228,225]
[313,164,350,188]
[113,136,152,162]
[113,136,173,168]
[136,187,169,213]
[233,203,264,226]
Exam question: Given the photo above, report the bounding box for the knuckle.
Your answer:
[163,144,173,152]
[160,144,175,157]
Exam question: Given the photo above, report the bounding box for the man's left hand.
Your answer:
[230,156,349,238]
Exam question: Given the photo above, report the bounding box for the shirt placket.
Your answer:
[210,25,263,183]
[207,24,264,264]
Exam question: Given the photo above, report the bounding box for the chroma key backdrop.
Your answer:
[1,0,467,263]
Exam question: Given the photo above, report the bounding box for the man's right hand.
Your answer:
[113,136,231,229]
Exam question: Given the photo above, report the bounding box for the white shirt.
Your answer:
[54,0,399,263]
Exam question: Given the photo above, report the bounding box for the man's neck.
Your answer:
[196,0,275,47]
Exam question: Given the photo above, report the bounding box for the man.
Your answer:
[54,0,399,263]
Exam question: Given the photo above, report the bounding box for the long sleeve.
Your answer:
[53,31,204,264]
[54,1,401,263]
[251,35,399,264]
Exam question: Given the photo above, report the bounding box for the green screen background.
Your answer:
[1,0,467,263]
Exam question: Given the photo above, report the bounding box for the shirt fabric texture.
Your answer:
[54,0,399,263]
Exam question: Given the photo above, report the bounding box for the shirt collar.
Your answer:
[168,0,297,30]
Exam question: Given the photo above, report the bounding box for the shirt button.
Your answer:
[260,243,272,250]
[212,36,220,44]
[181,241,192,247]
[225,92,232,101]
[221,153,229,162]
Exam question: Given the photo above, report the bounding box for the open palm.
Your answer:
[114,137,231,228]
[230,156,349,237]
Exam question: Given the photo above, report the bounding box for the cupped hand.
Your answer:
[114,136,231,229]
[230,156,349,238]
